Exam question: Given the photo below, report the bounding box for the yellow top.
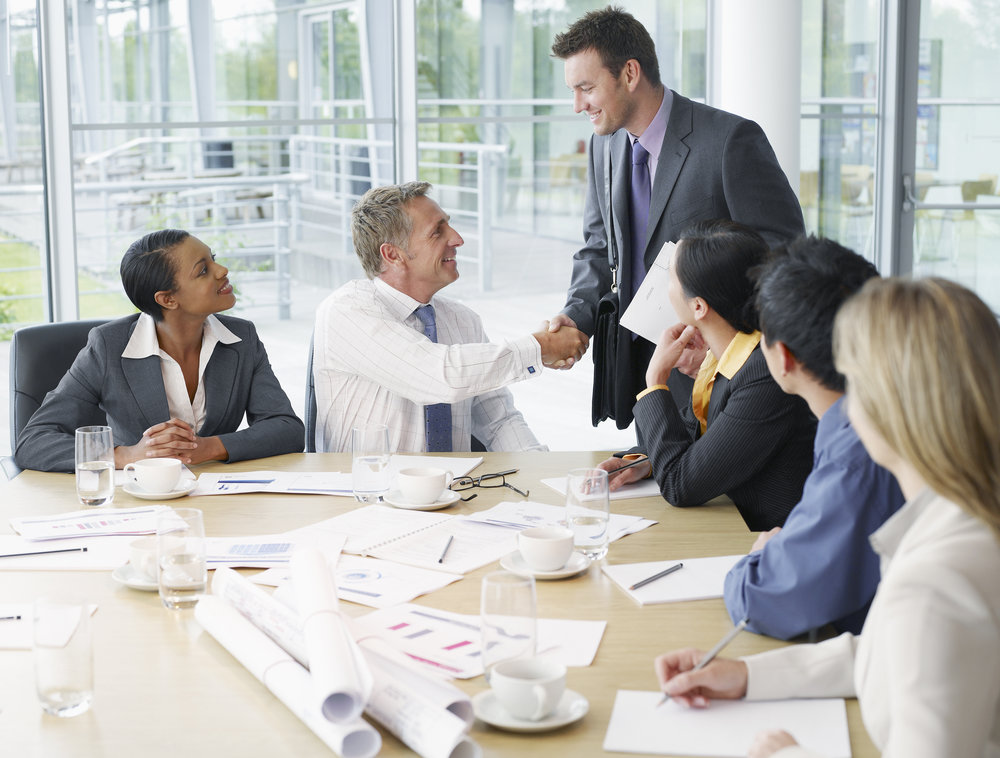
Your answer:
[691,330,762,435]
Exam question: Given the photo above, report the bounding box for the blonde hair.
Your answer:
[351,181,432,278]
[833,277,1000,539]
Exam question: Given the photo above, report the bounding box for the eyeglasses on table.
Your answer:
[450,471,529,498]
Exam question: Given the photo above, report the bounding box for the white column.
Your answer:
[710,0,802,193]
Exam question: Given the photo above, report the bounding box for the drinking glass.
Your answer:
[480,570,537,682]
[74,426,115,507]
[33,599,93,717]
[157,507,207,610]
[351,424,390,503]
[565,467,611,561]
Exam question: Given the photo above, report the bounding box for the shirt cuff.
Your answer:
[636,384,670,402]
[515,335,545,378]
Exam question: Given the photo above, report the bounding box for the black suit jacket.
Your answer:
[633,346,816,531]
[563,92,805,427]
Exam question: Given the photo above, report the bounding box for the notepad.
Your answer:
[602,555,742,604]
[541,475,662,501]
[603,690,851,757]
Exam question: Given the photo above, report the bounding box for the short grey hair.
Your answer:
[351,181,432,278]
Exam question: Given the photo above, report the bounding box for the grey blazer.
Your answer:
[563,92,805,426]
[14,314,305,472]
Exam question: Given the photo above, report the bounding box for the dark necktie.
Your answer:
[629,138,651,298]
[414,305,453,452]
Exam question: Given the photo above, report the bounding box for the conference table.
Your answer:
[1,452,878,758]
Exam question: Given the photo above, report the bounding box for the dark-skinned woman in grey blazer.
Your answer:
[599,220,816,530]
[14,229,304,473]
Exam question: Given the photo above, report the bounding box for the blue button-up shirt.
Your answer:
[723,396,905,640]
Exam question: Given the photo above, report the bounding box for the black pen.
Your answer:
[0,615,22,621]
[609,457,649,477]
[437,535,454,564]
[0,546,89,559]
[629,562,683,590]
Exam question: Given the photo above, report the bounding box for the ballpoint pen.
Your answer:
[437,535,454,564]
[657,618,750,706]
[628,562,683,590]
[608,457,649,477]
[0,546,89,559]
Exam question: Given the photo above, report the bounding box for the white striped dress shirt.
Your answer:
[314,278,547,453]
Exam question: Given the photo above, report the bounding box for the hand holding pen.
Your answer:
[653,619,750,708]
[598,456,651,492]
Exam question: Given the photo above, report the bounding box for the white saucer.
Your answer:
[112,563,158,591]
[384,489,461,510]
[499,550,591,580]
[123,479,196,500]
[473,689,588,733]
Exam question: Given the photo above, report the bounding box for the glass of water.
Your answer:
[351,424,390,503]
[74,426,115,507]
[157,507,207,610]
[33,599,93,717]
[480,570,537,682]
[565,467,610,561]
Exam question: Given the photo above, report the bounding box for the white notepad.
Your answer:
[602,555,742,604]
[604,690,851,757]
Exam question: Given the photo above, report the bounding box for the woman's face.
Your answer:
[164,236,235,317]
[667,242,696,327]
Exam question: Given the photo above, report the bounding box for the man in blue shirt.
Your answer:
[723,237,905,640]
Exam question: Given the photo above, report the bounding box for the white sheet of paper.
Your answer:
[206,534,346,568]
[0,603,99,650]
[285,506,452,556]
[541,475,662,501]
[0,535,132,571]
[251,554,463,609]
[602,555,743,605]
[620,242,680,343]
[603,690,851,758]
[10,505,172,540]
[192,471,355,497]
[462,500,656,543]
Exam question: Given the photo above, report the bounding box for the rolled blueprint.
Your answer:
[291,547,374,723]
[195,595,380,758]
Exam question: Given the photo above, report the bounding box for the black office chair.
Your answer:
[4,319,108,479]
[304,333,317,453]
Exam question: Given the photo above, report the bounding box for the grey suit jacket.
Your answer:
[563,92,805,426]
[633,346,816,531]
[14,314,304,472]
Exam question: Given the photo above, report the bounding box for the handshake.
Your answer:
[532,314,589,369]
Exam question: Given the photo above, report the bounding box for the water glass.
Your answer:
[480,570,537,682]
[33,599,93,718]
[75,426,115,507]
[351,424,390,503]
[565,467,610,561]
[157,507,207,610]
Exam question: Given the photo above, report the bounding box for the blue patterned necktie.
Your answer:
[629,138,651,298]
[414,305,453,452]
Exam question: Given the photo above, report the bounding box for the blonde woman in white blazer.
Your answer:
[654,277,1000,758]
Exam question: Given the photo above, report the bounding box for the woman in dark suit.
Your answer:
[600,220,816,530]
[14,229,304,472]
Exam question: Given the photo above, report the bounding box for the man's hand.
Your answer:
[597,455,650,492]
[114,418,228,467]
[654,648,748,708]
[751,527,781,553]
[748,730,798,758]
[534,319,588,368]
[646,324,701,387]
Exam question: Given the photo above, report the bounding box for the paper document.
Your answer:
[356,604,606,679]
[0,535,132,571]
[602,555,742,604]
[463,500,656,543]
[620,241,680,343]
[10,505,173,540]
[206,534,345,568]
[603,690,850,758]
[192,471,354,496]
[542,475,662,501]
[0,603,98,650]
[252,554,463,609]
[286,506,451,555]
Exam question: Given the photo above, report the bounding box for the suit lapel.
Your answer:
[201,343,239,435]
[646,91,693,268]
[121,356,170,429]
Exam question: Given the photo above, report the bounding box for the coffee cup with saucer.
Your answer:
[472,657,589,732]
[112,536,159,591]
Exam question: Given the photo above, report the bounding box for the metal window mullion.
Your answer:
[394,0,417,181]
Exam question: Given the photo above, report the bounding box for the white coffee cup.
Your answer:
[518,526,575,572]
[490,657,566,721]
[397,467,453,504]
[129,536,158,581]
[124,458,182,493]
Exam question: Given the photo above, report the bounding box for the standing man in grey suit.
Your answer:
[547,6,805,429]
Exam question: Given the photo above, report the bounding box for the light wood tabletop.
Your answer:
[1,452,877,758]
